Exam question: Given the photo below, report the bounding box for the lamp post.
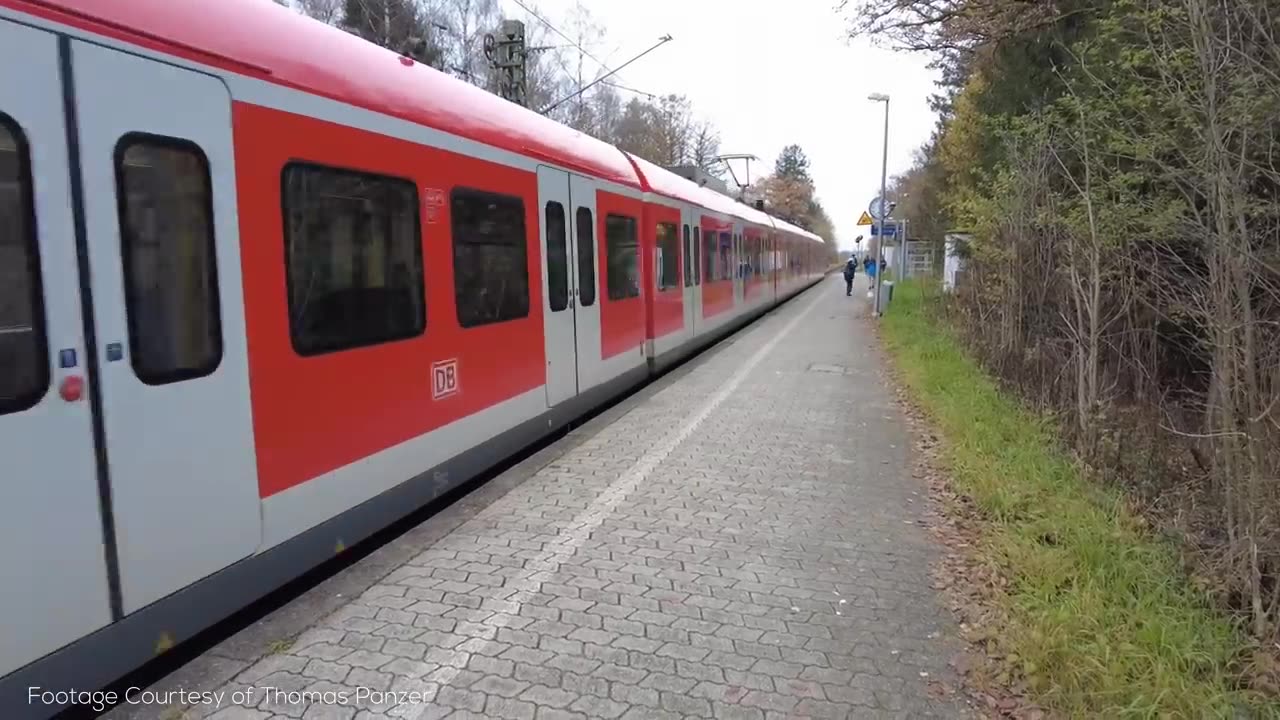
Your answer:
[869,93,889,316]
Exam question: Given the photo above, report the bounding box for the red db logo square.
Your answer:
[432,359,458,400]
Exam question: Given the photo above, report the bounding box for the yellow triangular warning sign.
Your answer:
[857,211,874,225]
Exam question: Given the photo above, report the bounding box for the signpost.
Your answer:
[866,195,896,315]
[869,221,897,237]
[868,93,891,316]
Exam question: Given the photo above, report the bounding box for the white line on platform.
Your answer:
[409,289,824,718]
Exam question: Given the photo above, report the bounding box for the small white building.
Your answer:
[943,232,971,292]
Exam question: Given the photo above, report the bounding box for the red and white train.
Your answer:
[0,0,832,712]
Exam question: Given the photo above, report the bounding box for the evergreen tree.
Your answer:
[774,144,811,182]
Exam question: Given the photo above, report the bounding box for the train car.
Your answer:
[624,155,824,372]
[0,0,833,713]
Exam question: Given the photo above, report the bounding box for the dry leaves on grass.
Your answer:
[872,322,1053,719]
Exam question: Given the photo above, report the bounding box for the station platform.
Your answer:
[107,276,972,720]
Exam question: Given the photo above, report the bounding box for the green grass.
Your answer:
[879,280,1280,719]
[264,637,295,655]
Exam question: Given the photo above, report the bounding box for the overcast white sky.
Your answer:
[499,0,942,250]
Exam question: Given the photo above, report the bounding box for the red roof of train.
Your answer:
[10,0,828,244]
[9,0,642,189]
[626,153,808,233]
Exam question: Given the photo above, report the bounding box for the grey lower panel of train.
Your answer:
[0,280,819,720]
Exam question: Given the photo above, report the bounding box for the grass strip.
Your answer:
[878,280,1277,719]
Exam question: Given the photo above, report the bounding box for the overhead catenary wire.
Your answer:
[601,80,659,100]
[540,34,672,114]
[500,1,672,112]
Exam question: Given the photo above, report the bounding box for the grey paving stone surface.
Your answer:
[108,278,973,720]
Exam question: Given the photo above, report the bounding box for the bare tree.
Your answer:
[556,2,605,131]
[650,94,693,166]
[1166,0,1280,636]
[588,84,624,142]
[295,0,344,24]
[838,0,1088,53]
[689,121,723,178]
[436,0,499,86]
[341,0,446,67]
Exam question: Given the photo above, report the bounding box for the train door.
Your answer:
[69,40,261,614]
[536,167,602,404]
[568,173,602,393]
[769,233,778,301]
[681,205,698,338]
[537,166,576,406]
[0,18,113,679]
[732,226,745,307]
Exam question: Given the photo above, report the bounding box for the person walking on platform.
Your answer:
[842,256,858,296]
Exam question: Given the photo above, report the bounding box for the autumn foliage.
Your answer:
[845,0,1280,708]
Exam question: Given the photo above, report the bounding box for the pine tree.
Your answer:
[774,145,811,182]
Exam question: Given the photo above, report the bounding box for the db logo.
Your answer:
[432,359,459,400]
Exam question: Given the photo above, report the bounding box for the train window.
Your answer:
[451,188,530,328]
[605,214,638,300]
[656,222,679,292]
[682,224,692,288]
[545,201,568,312]
[576,207,595,307]
[693,226,701,285]
[117,134,223,383]
[282,162,424,355]
[0,114,48,414]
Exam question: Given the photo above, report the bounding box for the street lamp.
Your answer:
[868,93,889,316]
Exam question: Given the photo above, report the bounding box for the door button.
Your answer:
[60,375,84,402]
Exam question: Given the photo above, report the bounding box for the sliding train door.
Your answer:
[0,17,113,679]
[568,173,603,392]
[69,39,262,614]
[537,166,603,405]
[681,205,699,339]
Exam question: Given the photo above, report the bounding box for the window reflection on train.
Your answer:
[0,114,45,412]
